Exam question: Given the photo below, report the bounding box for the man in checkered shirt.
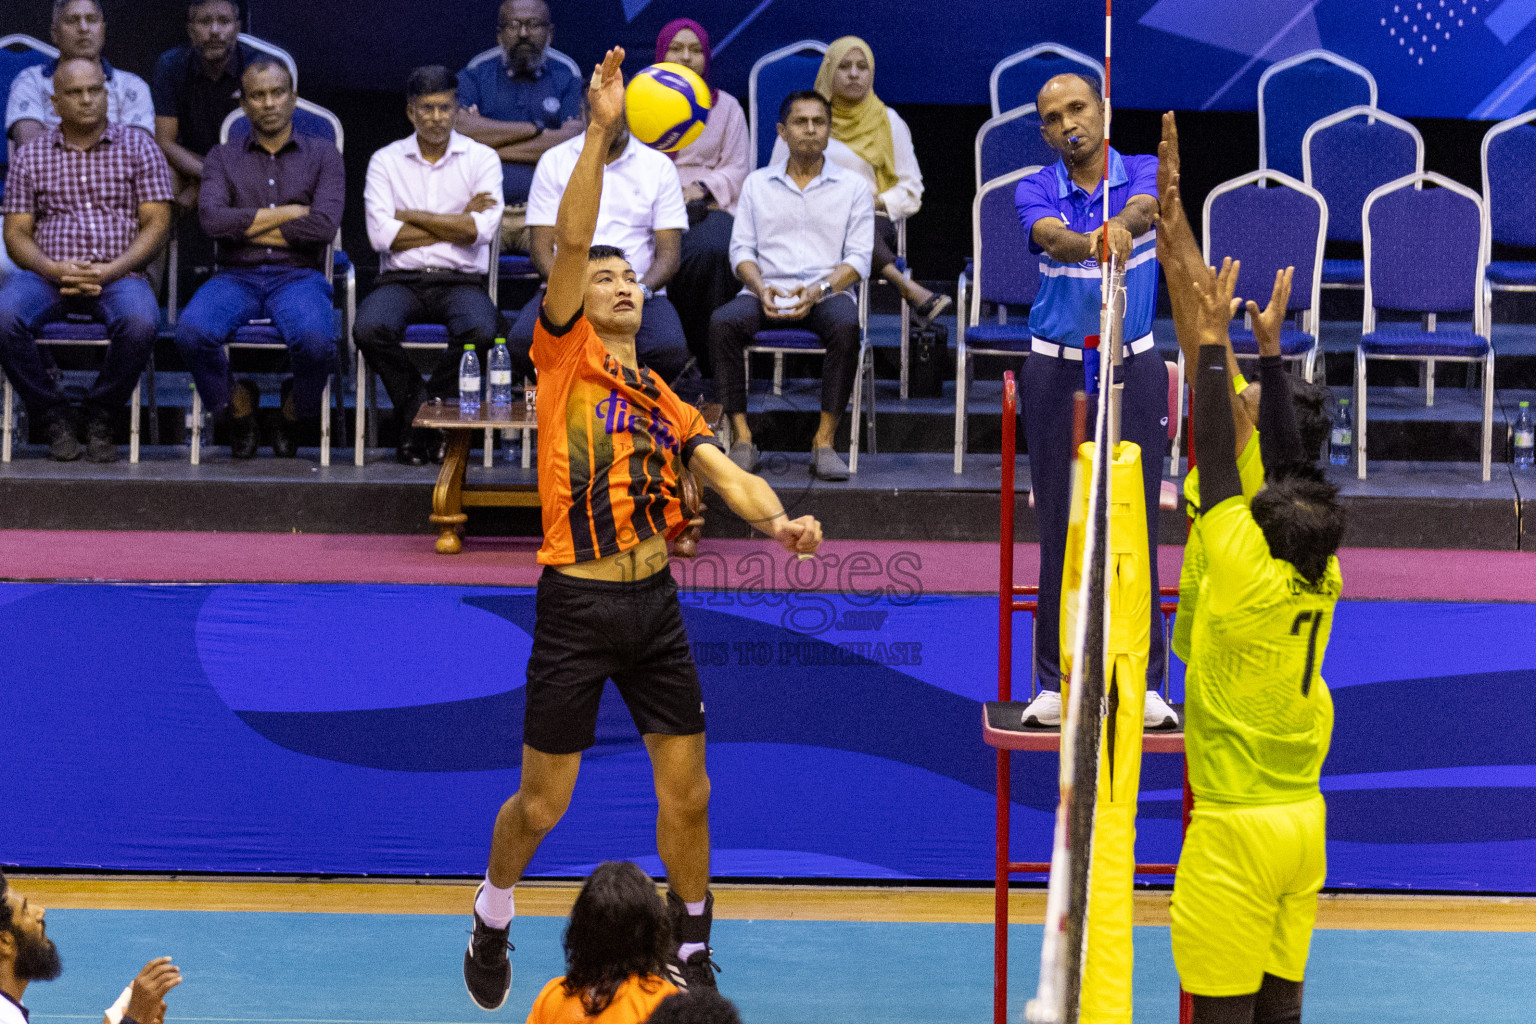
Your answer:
[0,58,173,463]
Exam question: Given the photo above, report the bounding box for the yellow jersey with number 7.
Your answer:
[1186,495,1341,805]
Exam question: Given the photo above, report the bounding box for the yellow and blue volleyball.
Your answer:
[625,62,712,152]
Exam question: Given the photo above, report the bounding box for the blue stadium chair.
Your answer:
[954,167,1040,474]
[465,45,580,78]
[354,234,503,468]
[1,316,144,463]
[974,104,1055,193]
[989,43,1103,118]
[0,35,58,199]
[747,39,826,170]
[742,280,874,473]
[1302,106,1422,293]
[1257,49,1376,182]
[1480,109,1536,303]
[189,99,355,465]
[1201,170,1327,383]
[1357,173,1493,481]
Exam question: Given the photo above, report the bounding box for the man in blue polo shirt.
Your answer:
[455,0,583,252]
[1014,72,1175,729]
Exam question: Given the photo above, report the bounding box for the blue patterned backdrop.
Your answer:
[2,581,1533,889]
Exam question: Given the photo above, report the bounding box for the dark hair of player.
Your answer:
[1288,378,1334,462]
[561,861,673,1016]
[1251,462,1346,585]
[647,989,745,1024]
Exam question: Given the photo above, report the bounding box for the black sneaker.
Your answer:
[463,886,512,1010]
[44,409,81,462]
[84,413,119,463]
[666,891,719,991]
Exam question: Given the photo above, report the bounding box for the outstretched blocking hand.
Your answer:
[1246,266,1294,359]
[124,958,181,1024]
[587,47,625,132]
[1191,256,1241,349]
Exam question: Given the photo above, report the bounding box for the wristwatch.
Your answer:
[817,279,832,300]
[639,282,654,301]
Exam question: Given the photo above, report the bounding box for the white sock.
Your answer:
[677,941,707,960]
[475,877,515,928]
[684,898,706,916]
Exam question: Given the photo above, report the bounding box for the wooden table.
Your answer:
[413,400,539,554]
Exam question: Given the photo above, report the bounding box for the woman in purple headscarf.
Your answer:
[656,18,750,380]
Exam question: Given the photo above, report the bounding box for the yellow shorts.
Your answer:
[1170,794,1327,997]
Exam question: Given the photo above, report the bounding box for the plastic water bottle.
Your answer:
[1515,401,1535,470]
[458,345,481,415]
[488,338,514,409]
[1329,398,1353,466]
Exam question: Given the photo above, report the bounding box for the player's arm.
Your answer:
[688,442,822,557]
[1247,266,1308,470]
[1189,257,1244,509]
[544,47,625,328]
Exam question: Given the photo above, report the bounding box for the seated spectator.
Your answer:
[455,0,583,252]
[710,90,873,481]
[1,870,183,1024]
[508,94,693,390]
[152,0,261,211]
[0,58,172,463]
[770,36,948,324]
[525,862,678,1024]
[355,65,503,466]
[6,0,154,148]
[174,57,343,459]
[646,989,744,1024]
[654,18,750,380]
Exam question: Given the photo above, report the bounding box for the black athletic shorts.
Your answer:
[523,566,705,755]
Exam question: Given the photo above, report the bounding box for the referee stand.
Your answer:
[982,370,1192,1024]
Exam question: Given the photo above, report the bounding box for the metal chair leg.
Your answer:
[129,379,141,464]
[1355,351,1367,480]
[354,349,366,467]
[2,379,12,463]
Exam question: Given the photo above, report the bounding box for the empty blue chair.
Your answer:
[1258,49,1375,181]
[1480,109,1536,301]
[1303,106,1422,291]
[989,44,1103,118]
[975,104,1056,192]
[1202,170,1327,384]
[954,167,1041,473]
[747,40,826,169]
[1357,173,1493,481]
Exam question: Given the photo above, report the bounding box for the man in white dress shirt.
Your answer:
[709,90,873,481]
[6,0,154,148]
[506,94,695,391]
[1,871,182,1024]
[354,65,504,465]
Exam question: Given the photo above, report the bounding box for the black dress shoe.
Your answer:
[396,438,429,466]
[271,379,299,457]
[229,380,260,459]
[430,429,449,464]
[84,412,119,463]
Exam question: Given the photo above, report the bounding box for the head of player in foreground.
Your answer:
[561,862,674,1015]
[0,871,63,992]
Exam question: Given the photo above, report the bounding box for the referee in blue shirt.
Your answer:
[1014,73,1175,729]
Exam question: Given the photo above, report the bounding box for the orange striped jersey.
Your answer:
[532,305,717,566]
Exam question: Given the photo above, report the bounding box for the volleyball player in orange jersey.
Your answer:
[462,48,823,1010]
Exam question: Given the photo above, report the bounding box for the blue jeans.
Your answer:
[1023,346,1169,691]
[0,270,158,419]
[174,265,335,416]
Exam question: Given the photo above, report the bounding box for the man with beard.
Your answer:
[456,0,584,252]
[0,871,182,1024]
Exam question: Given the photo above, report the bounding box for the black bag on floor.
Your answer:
[909,322,947,399]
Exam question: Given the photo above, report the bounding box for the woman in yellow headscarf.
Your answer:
[771,36,950,324]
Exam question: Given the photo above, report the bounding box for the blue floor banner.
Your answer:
[2,582,1532,889]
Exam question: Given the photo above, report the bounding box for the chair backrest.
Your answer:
[466,44,581,78]
[1481,109,1536,248]
[238,33,298,93]
[1258,49,1376,181]
[1302,106,1422,244]
[1362,172,1487,333]
[989,43,1104,118]
[1203,170,1326,329]
[972,167,1043,322]
[221,97,342,152]
[975,104,1057,192]
[748,40,826,169]
[0,36,57,178]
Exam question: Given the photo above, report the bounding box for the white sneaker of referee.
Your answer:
[1020,688,1179,729]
